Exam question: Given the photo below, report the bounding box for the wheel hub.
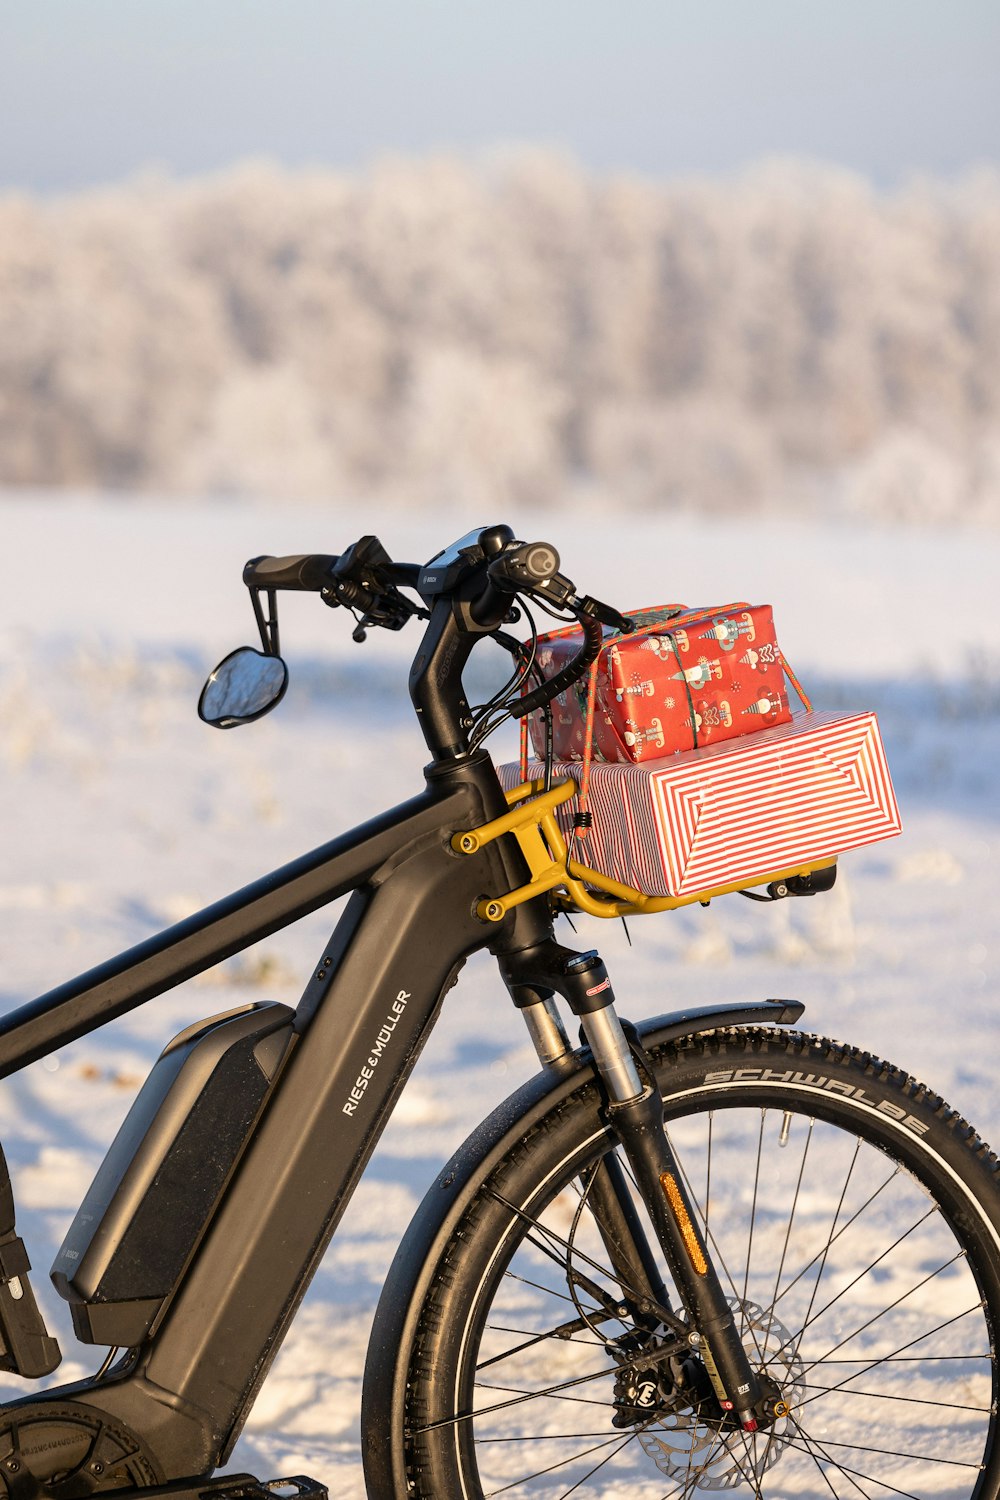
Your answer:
[611,1299,804,1490]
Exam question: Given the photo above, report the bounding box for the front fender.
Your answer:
[361,997,804,1498]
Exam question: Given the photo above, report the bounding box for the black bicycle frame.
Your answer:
[0,538,788,1488]
[0,750,545,1479]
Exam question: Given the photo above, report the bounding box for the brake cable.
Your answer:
[466,601,553,756]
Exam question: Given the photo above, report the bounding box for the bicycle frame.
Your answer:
[0,752,542,1477]
[0,533,810,1495]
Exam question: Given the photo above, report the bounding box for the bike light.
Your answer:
[659,1171,707,1275]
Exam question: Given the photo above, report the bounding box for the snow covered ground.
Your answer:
[0,493,997,1494]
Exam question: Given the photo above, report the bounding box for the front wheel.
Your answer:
[401,1029,1000,1498]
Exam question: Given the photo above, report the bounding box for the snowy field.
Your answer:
[0,493,997,1494]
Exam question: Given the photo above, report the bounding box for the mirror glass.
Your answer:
[198,647,288,728]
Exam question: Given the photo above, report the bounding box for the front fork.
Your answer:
[511,947,764,1432]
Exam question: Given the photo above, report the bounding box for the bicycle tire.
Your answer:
[400,1028,1000,1498]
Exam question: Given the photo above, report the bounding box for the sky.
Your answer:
[3,0,999,194]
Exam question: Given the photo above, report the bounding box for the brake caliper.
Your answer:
[607,1329,679,1429]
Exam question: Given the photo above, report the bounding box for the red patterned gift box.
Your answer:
[528,603,795,765]
[502,710,902,900]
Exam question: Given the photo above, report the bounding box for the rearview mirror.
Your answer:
[198,647,288,729]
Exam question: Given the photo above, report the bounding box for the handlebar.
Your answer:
[238,527,632,755]
[243,554,338,591]
[242,552,421,594]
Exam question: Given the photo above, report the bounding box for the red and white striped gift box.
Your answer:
[499,710,902,899]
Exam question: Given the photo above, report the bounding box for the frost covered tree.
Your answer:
[0,153,997,520]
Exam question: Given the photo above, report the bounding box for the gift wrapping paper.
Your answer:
[528,603,793,764]
[503,710,901,899]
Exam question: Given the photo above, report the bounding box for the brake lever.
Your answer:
[323,535,428,638]
[346,586,428,642]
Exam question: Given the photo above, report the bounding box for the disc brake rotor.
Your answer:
[636,1298,804,1490]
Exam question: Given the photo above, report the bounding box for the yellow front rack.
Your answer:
[453,778,836,924]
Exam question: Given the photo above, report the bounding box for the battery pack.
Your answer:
[52,1002,295,1346]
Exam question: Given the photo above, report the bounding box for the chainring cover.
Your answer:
[0,1401,162,1500]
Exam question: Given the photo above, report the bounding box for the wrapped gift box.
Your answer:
[529,604,688,761]
[502,710,901,900]
[528,603,793,764]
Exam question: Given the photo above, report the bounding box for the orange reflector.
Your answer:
[660,1172,707,1275]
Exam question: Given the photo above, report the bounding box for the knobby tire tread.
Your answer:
[400,1027,1000,1499]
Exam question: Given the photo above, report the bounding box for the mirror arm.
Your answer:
[249,587,281,657]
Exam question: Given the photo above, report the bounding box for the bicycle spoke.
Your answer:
[479,1429,635,1498]
[728,1428,765,1500]
[782,1425,931,1500]
[416,1065,999,1499]
[551,1429,640,1499]
[799,1377,991,1412]
[770,1153,894,1320]
[499,1269,586,1310]
[788,1136,864,1332]
[794,1300,988,1412]
[770,1204,939,1366]
[794,1253,969,1386]
[764,1114,813,1341]
[787,1430,981,1469]
[813,1352,991,1362]
[784,1417,879,1500]
[476,1431,622,1443]
[488,1186,655,1314]
[758,1410,791,1494]
[480,1321,610,1370]
[474,1380,615,1412]
[789,1430,849,1500]
[740,1109,766,1312]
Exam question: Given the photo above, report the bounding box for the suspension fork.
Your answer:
[520,995,674,1327]
[510,946,763,1432]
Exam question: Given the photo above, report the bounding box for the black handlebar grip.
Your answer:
[242,554,339,591]
[515,611,605,719]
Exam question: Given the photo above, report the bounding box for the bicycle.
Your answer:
[0,522,997,1500]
